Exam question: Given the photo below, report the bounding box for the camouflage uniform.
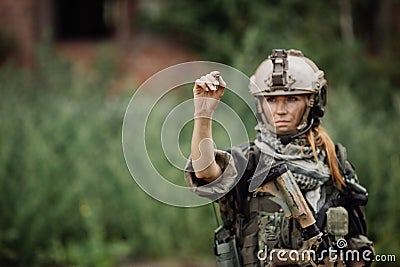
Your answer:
[185,132,374,266]
[186,49,374,266]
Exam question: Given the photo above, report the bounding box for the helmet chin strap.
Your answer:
[296,94,314,131]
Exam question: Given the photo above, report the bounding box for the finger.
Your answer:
[205,74,218,90]
[195,79,205,89]
[217,75,227,88]
[210,70,220,78]
[216,87,225,98]
[200,75,216,91]
[206,73,219,86]
[210,71,226,89]
[210,71,222,83]
[195,79,208,92]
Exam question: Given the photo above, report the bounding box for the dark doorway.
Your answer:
[54,0,112,40]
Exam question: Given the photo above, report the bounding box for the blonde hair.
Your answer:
[306,126,346,191]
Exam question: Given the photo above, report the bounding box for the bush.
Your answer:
[0,44,216,266]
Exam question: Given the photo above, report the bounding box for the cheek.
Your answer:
[291,103,307,122]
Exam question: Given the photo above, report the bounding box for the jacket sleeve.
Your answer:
[184,149,239,200]
[184,144,253,200]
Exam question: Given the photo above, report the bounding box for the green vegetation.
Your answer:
[1,1,399,266]
[140,1,400,261]
[0,44,215,266]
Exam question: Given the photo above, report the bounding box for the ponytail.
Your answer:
[307,126,346,191]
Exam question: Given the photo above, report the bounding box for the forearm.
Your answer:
[191,117,221,182]
[190,71,226,182]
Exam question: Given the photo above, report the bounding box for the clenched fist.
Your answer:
[193,71,227,118]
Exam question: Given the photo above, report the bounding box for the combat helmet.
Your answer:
[249,49,327,143]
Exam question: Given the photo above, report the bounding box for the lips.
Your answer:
[275,120,290,127]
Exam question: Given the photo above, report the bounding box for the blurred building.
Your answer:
[0,0,137,68]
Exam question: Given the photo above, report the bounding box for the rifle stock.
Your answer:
[254,162,338,266]
[255,163,317,229]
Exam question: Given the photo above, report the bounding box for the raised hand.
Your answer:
[193,71,226,118]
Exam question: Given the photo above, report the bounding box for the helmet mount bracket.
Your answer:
[266,49,296,91]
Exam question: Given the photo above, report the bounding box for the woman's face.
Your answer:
[261,95,308,135]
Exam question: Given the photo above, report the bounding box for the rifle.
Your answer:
[254,162,345,267]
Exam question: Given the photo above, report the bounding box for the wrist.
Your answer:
[194,111,214,119]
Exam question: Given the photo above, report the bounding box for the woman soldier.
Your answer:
[185,49,374,266]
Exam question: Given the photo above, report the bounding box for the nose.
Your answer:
[275,99,287,114]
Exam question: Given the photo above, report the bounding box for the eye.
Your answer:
[265,96,276,103]
[287,96,299,102]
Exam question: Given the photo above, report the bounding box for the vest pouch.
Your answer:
[214,225,241,267]
[326,206,348,240]
[257,211,284,265]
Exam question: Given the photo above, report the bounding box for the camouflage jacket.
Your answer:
[185,142,374,266]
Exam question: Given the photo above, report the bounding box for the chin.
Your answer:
[275,128,297,136]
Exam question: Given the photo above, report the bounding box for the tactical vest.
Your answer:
[214,142,369,267]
